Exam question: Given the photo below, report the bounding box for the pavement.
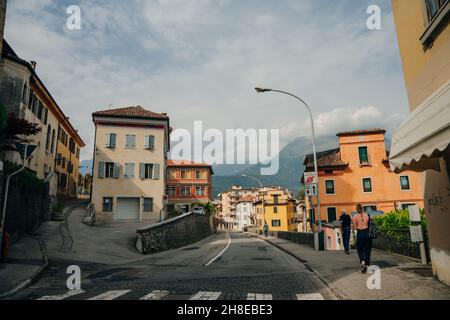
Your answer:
[246,232,450,300]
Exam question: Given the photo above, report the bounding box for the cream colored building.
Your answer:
[390,0,450,285]
[90,106,170,222]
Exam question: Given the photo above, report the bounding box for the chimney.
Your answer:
[30,60,37,70]
[0,0,7,55]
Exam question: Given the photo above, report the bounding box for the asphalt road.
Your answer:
[7,229,335,300]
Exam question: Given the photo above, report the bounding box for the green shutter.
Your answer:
[153,163,160,180]
[98,161,105,178]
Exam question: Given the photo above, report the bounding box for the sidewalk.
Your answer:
[0,237,48,298]
[247,232,450,300]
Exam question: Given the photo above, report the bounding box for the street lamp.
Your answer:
[254,87,322,234]
[242,175,265,229]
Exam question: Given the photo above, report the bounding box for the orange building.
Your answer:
[166,160,214,213]
[304,129,424,222]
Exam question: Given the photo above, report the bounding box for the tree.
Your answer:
[0,105,41,152]
[296,186,305,201]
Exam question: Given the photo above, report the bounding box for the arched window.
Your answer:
[46,125,51,151]
[51,129,56,154]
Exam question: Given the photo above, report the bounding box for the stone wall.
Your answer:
[136,212,217,254]
[248,227,315,248]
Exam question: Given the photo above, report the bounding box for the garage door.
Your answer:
[117,198,140,220]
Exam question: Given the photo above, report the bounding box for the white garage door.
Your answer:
[117,198,140,220]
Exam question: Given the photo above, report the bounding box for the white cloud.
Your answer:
[3,0,410,161]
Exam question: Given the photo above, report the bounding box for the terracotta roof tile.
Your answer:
[304,148,348,170]
[167,160,214,173]
[92,106,169,120]
[336,128,386,137]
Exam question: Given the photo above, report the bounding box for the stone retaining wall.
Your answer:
[135,213,216,254]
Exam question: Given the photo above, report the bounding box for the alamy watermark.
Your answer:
[66,5,81,30]
[66,265,81,290]
[366,265,381,290]
[170,121,280,175]
[366,5,382,30]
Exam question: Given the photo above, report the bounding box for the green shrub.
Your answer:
[372,208,426,236]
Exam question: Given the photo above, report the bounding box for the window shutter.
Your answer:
[98,161,105,178]
[139,163,145,179]
[144,136,149,149]
[148,135,155,149]
[105,133,110,147]
[113,163,120,179]
[111,133,116,148]
[153,163,160,180]
[125,135,130,148]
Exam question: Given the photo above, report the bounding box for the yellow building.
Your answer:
[390,0,450,285]
[255,188,297,232]
[55,121,84,198]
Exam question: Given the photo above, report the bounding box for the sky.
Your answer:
[4,0,409,162]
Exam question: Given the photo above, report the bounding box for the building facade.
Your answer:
[235,195,256,231]
[218,186,260,230]
[0,40,84,198]
[90,106,170,222]
[254,188,297,232]
[390,0,450,285]
[166,159,213,213]
[304,129,424,222]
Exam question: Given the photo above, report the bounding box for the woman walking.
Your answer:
[352,204,372,273]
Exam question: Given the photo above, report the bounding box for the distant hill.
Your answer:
[212,135,338,197]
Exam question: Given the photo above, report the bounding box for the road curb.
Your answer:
[245,232,350,300]
[0,237,49,299]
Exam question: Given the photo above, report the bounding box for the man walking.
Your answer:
[263,221,269,237]
[352,204,372,273]
[339,209,351,255]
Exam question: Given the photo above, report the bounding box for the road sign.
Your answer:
[408,205,421,222]
[162,194,169,204]
[305,183,317,196]
[15,143,36,159]
[410,225,423,243]
[304,172,317,185]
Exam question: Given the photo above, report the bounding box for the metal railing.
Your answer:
[372,228,431,262]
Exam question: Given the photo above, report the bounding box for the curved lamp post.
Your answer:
[242,175,265,228]
[254,88,322,233]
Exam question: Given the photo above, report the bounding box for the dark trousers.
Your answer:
[342,226,350,252]
[356,228,372,265]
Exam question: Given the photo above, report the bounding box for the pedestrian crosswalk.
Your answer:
[34,289,325,301]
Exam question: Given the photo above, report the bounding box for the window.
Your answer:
[76,147,80,159]
[273,195,279,204]
[167,186,177,196]
[144,135,155,150]
[181,186,191,196]
[327,207,337,222]
[400,176,411,191]
[44,108,48,125]
[325,180,335,194]
[22,82,28,103]
[51,130,56,154]
[27,90,33,109]
[168,169,177,179]
[425,0,448,21]
[143,198,153,212]
[124,163,135,178]
[401,203,415,210]
[105,133,116,148]
[45,125,51,151]
[69,138,75,154]
[125,134,136,148]
[362,178,372,193]
[59,173,67,188]
[195,186,206,196]
[62,157,66,169]
[195,170,202,180]
[103,197,113,212]
[273,206,278,213]
[98,161,117,179]
[363,205,377,212]
[358,146,370,164]
[143,164,153,179]
[56,153,62,165]
[181,171,188,179]
[37,101,43,120]
[272,220,281,227]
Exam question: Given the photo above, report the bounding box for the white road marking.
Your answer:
[247,293,272,300]
[139,290,170,300]
[37,289,85,300]
[296,293,324,300]
[205,232,231,266]
[189,291,222,300]
[88,290,131,300]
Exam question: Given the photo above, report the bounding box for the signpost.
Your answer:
[304,172,318,197]
[408,205,427,265]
